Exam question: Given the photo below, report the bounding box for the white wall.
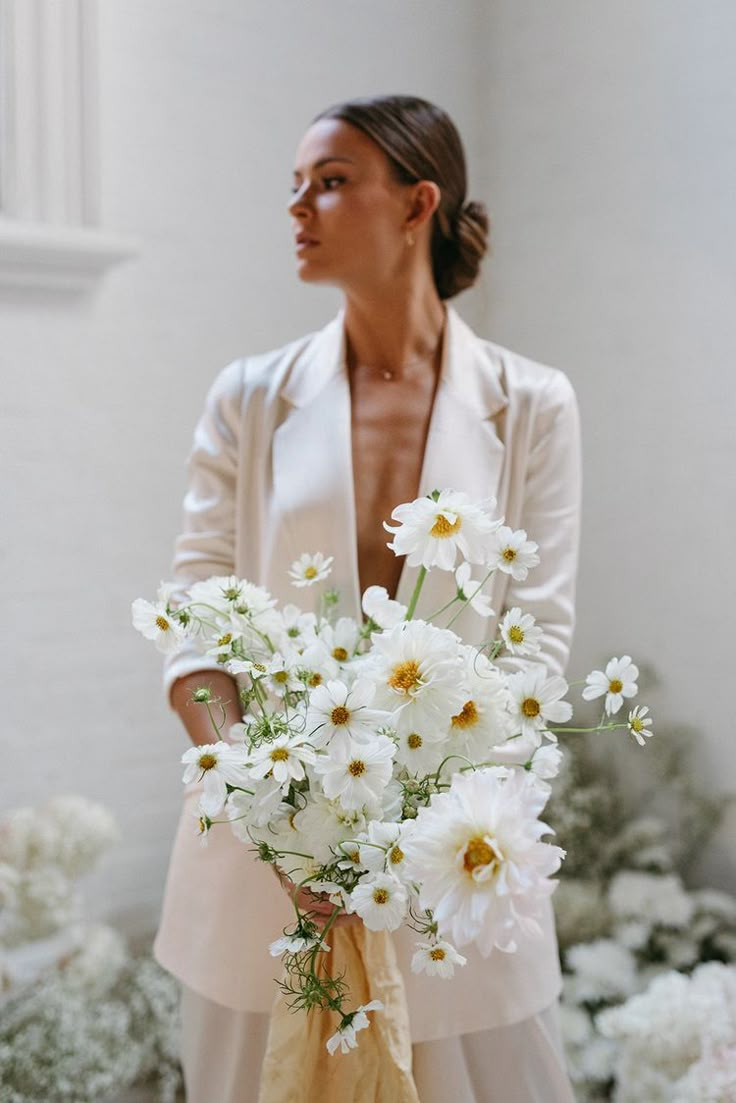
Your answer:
[0,0,490,935]
[2,1,734,942]
[482,2,736,887]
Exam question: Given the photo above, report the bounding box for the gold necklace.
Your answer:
[352,345,440,383]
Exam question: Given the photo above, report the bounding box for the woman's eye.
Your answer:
[323,176,345,190]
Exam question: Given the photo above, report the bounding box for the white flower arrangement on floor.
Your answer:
[545,738,736,1101]
[134,487,652,1054]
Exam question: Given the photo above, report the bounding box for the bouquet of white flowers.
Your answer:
[133,488,652,1060]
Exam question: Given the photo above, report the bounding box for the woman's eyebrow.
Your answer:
[292,156,355,178]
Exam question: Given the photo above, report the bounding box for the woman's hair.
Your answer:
[312,94,489,300]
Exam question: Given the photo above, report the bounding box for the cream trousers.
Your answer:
[180,985,576,1103]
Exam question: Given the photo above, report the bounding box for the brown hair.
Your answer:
[313,94,489,300]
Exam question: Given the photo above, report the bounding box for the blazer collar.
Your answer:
[280,305,508,419]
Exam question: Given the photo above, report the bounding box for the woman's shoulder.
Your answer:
[471,331,578,423]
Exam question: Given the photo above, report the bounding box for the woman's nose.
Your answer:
[288,182,312,217]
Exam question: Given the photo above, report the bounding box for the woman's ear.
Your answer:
[406,180,441,234]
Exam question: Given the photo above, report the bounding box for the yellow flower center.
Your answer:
[429,947,446,961]
[502,547,517,562]
[330,705,351,726]
[332,647,349,662]
[508,625,525,644]
[218,633,232,647]
[430,512,462,538]
[631,717,643,733]
[197,817,208,835]
[309,673,323,687]
[389,845,404,865]
[304,565,318,580]
[389,660,422,694]
[155,615,170,632]
[348,759,366,777]
[609,678,623,694]
[522,697,540,718]
[451,700,479,729]
[373,887,390,905]
[198,753,217,771]
[270,747,290,762]
[407,733,423,749]
[462,835,501,876]
[273,670,289,683]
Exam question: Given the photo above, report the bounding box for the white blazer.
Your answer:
[154,305,582,1042]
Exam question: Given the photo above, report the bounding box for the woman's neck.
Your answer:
[342,286,447,379]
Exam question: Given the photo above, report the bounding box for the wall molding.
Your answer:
[0,0,137,290]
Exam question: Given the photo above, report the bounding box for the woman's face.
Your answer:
[289,118,418,294]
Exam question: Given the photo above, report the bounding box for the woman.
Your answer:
[155,95,580,1102]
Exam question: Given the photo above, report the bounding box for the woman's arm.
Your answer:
[170,669,242,746]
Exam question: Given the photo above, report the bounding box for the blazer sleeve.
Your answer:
[496,370,582,679]
[162,360,245,703]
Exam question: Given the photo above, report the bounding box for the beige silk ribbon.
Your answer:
[258,924,419,1103]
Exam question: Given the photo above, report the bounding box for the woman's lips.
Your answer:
[295,233,320,251]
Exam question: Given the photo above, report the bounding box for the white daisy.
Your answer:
[325,1000,384,1055]
[361,585,407,629]
[384,489,499,571]
[411,940,467,978]
[247,735,316,787]
[368,620,466,735]
[627,705,654,746]
[507,667,572,739]
[582,655,639,716]
[306,679,388,748]
[348,872,408,931]
[402,768,564,955]
[288,552,334,587]
[486,527,540,581]
[454,562,495,618]
[312,732,396,811]
[181,741,252,817]
[131,584,186,654]
[447,653,514,760]
[499,607,543,656]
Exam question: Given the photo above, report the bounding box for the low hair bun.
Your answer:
[433,199,490,301]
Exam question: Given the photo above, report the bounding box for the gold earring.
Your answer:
[406,229,416,247]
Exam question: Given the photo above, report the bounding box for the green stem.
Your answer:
[405,566,428,620]
[446,565,496,630]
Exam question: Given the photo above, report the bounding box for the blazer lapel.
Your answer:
[271,313,363,616]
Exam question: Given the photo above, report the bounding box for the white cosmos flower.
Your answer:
[507,667,572,739]
[292,794,368,865]
[295,639,340,690]
[362,585,407,629]
[269,933,328,957]
[368,620,466,735]
[226,779,286,834]
[356,820,416,884]
[402,768,564,955]
[348,872,408,931]
[487,527,540,581]
[447,653,514,760]
[275,603,318,651]
[384,489,499,571]
[188,575,275,618]
[628,705,654,745]
[131,586,186,653]
[326,1000,384,1055]
[247,735,316,787]
[455,562,495,618]
[582,655,639,716]
[306,678,388,748]
[499,607,543,656]
[181,741,252,817]
[318,617,361,663]
[313,732,396,811]
[411,940,467,978]
[393,727,446,774]
[288,552,334,587]
[529,743,564,781]
[265,652,302,697]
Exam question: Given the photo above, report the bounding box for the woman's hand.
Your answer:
[273,867,360,930]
